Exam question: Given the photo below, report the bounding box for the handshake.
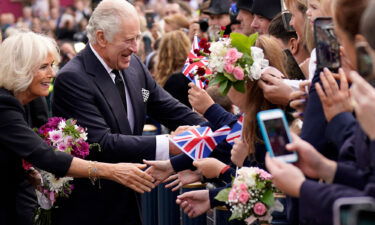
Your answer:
[120,125,203,193]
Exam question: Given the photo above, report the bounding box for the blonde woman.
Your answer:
[0,32,154,224]
[155,30,192,107]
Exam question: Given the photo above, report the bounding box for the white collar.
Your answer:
[89,43,113,74]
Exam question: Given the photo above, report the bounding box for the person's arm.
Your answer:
[0,96,154,193]
[299,180,367,225]
[325,112,357,150]
[203,104,238,130]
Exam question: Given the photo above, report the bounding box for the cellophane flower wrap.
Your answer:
[23,117,99,225]
[215,167,283,224]
[192,32,269,95]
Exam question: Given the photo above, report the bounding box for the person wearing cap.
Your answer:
[236,0,254,35]
[250,0,281,34]
[203,0,231,40]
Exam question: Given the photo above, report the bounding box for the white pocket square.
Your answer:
[141,88,150,103]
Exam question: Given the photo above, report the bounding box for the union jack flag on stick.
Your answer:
[182,35,212,89]
[226,115,244,145]
[171,126,231,160]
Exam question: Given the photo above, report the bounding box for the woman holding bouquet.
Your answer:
[0,31,155,225]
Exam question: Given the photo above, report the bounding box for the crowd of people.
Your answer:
[1,0,375,224]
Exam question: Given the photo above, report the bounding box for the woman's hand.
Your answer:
[188,83,214,115]
[193,158,226,179]
[350,71,375,140]
[315,68,352,122]
[230,139,248,167]
[143,159,175,185]
[164,169,202,191]
[177,190,210,218]
[110,163,155,193]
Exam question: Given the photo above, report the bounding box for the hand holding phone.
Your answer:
[257,109,298,163]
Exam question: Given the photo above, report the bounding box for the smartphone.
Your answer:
[314,17,341,71]
[333,197,375,225]
[257,109,297,163]
[281,11,295,32]
[356,42,374,81]
[283,49,305,80]
[145,11,156,29]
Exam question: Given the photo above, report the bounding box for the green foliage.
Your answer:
[229,210,242,221]
[215,187,231,202]
[230,32,258,55]
[261,189,275,207]
[210,74,227,86]
[218,80,232,96]
[233,80,245,93]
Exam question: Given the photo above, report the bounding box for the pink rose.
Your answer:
[225,48,243,64]
[253,202,267,216]
[238,190,250,204]
[224,63,234,73]
[232,67,244,80]
[228,186,238,201]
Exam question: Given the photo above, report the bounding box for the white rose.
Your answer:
[250,62,262,80]
[251,47,264,61]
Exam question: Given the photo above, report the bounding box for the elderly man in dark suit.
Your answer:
[51,0,204,224]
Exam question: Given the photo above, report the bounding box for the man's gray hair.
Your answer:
[87,0,138,44]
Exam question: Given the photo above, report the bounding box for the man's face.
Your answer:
[236,9,254,36]
[251,14,271,35]
[208,14,231,27]
[164,3,180,17]
[101,17,141,70]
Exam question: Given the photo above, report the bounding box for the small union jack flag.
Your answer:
[226,115,244,145]
[182,35,211,89]
[171,126,231,160]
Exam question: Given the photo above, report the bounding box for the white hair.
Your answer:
[87,0,138,44]
[0,32,60,94]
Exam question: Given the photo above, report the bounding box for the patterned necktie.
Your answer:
[112,69,127,113]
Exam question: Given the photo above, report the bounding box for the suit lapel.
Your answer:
[122,65,145,135]
[82,45,132,133]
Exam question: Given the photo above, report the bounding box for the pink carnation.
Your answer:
[224,63,234,73]
[225,48,243,64]
[255,168,272,180]
[228,186,238,202]
[232,67,244,80]
[253,202,267,216]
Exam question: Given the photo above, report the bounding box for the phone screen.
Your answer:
[145,12,156,29]
[284,49,305,80]
[314,17,341,71]
[281,11,295,32]
[263,117,291,157]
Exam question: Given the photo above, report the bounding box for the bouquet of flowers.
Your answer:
[215,167,283,225]
[23,117,98,225]
[191,32,269,95]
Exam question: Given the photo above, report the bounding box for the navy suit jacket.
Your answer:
[0,88,72,225]
[52,45,204,225]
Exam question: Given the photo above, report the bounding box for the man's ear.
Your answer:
[96,30,107,47]
[288,37,299,56]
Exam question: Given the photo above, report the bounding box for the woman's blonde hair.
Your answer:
[243,35,288,155]
[155,30,191,86]
[0,32,60,94]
